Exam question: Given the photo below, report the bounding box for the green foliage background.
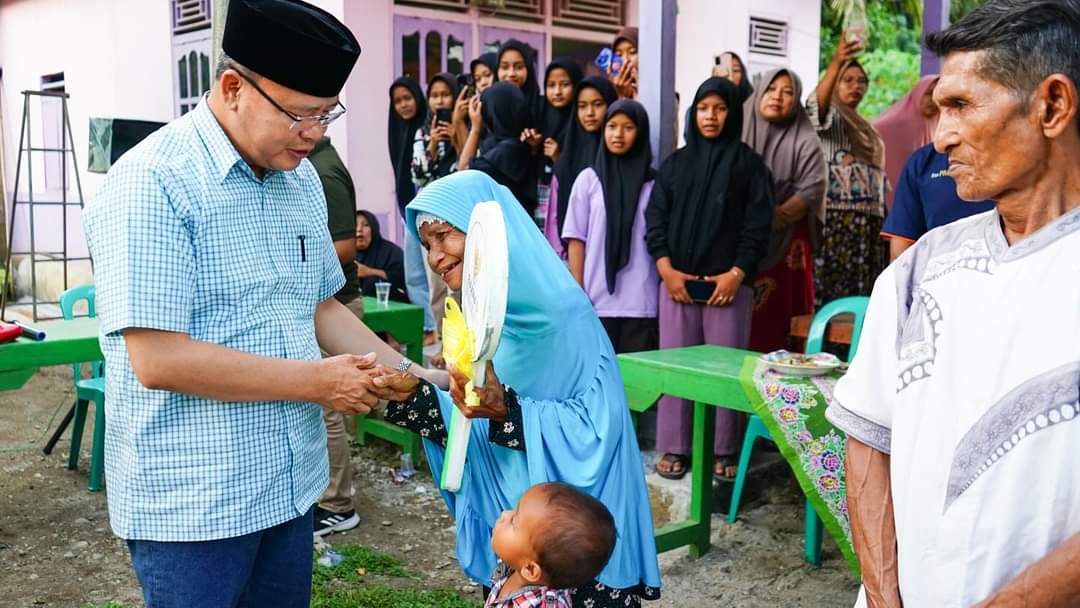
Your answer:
[818,0,985,118]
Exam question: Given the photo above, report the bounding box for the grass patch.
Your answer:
[81,603,128,608]
[311,544,479,608]
[312,543,415,588]
[311,585,482,608]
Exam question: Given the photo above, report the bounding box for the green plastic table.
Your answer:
[0,318,101,391]
[618,344,759,558]
[360,296,424,363]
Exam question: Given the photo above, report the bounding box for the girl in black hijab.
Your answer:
[470,52,497,94]
[458,81,537,214]
[530,58,584,228]
[354,210,408,302]
[412,72,460,188]
[562,99,659,355]
[545,76,619,256]
[537,58,584,151]
[495,39,541,126]
[645,77,774,481]
[387,77,427,216]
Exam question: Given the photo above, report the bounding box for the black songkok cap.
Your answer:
[222,0,361,98]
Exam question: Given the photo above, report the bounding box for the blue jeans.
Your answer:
[126,508,313,608]
[403,218,436,331]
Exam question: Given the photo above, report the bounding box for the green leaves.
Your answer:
[819,0,921,119]
[858,48,922,118]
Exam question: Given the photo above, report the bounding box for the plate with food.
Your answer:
[760,350,842,377]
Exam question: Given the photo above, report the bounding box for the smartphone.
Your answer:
[594,47,621,77]
[435,108,453,126]
[685,279,714,303]
[712,53,733,79]
[610,54,624,77]
[455,73,473,98]
[456,73,476,98]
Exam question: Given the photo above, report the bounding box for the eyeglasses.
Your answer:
[234,69,346,131]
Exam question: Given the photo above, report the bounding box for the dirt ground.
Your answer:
[0,366,859,607]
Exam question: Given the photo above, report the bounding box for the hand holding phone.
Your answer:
[712,53,733,79]
[684,279,714,304]
[457,73,476,99]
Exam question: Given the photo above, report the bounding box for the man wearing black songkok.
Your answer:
[83,1,446,605]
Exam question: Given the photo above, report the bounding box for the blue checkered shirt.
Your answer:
[83,100,344,541]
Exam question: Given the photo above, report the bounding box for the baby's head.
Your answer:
[491,482,616,590]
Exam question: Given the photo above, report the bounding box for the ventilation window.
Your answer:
[172,0,212,35]
[748,16,789,58]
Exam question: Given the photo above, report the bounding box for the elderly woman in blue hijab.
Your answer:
[379,170,661,607]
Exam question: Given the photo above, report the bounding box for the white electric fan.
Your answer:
[440,201,509,492]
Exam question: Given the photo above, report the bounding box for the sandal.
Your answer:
[656,453,689,480]
[714,456,739,481]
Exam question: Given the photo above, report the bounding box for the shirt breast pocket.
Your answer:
[285,227,327,304]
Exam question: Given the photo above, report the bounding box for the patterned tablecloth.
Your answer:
[745,359,858,575]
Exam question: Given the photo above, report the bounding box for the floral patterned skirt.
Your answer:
[571,581,660,607]
[812,208,887,309]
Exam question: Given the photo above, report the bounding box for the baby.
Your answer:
[486,482,617,607]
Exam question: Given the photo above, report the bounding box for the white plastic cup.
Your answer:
[375,281,391,307]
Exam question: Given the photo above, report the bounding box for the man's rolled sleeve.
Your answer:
[87,161,196,338]
[827,268,900,453]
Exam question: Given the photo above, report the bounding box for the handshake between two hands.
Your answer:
[316,353,443,415]
[317,352,503,421]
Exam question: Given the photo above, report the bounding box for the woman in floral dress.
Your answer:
[807,35,889,308]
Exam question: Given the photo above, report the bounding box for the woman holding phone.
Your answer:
[451,53,499,155]
[412,72,460,189]
[808,33,887,307]
[471,52,497,94]
[711,51,754,104]
[411,72,459,335]
[645,77,773,481]
[610,26,638,99]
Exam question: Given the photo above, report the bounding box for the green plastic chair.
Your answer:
[728,296,871,566]
[59,284,106,492]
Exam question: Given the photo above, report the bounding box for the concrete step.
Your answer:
[647,448,796,527]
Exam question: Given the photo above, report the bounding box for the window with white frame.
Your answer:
[171,0,212,117]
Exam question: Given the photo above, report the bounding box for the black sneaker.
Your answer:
[313,506,360,537]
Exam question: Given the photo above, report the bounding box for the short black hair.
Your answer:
[532,483,617,590]
[926,0,1080,97]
